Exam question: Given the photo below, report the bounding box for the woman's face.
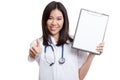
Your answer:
[47,9,64,38]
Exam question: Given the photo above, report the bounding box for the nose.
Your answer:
[51,19,57,25]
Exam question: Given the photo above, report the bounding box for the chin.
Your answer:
[50,31,57,35]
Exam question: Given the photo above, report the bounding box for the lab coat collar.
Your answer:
[50,36,57,45]
[49,36,71,46]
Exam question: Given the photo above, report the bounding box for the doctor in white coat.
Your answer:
[28,1,104,80]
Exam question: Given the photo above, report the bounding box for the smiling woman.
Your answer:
[47,9,64,41]
[0,0,120,80]
[28,1,104,80]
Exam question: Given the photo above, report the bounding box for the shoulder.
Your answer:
[69,35,74,39]
[30,37,43,47]
[38,37,43,42]
[66,35,74,44]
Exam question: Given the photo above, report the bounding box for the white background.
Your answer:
[0,0,120,80]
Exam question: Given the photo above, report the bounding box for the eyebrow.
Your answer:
[49,15,63,17]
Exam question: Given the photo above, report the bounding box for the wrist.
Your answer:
[88,53,95,60]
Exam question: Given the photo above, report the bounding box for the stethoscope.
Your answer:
[44,45,65,66]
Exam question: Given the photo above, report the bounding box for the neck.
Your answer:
[53,34,59,42]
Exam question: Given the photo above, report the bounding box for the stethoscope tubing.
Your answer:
[44,45,65,66]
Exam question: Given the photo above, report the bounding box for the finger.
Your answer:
[96,47,103,53]
[96,48,103,52]
[36,39,40,47]
[29,50,36,58]
[96,42,104,50]
[30,48,35,53]
[32,46,38,53]
[97,45,103,50]
[100,42,105,47]
[30,48,37,56]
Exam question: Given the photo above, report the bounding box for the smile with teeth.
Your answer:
[50,27,58,31]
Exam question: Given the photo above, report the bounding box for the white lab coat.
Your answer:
[28,36,88,80]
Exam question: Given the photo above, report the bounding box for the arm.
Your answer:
[79,42,104,80]
[79,53,95,80]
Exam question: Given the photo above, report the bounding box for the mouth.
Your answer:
[50,27,58,31]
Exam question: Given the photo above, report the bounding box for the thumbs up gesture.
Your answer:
[29,39,42,59]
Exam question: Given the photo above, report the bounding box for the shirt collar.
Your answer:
[50,36,57,45]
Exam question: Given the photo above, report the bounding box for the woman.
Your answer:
[28,1,104,80]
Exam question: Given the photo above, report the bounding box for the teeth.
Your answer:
[51,27,57,30]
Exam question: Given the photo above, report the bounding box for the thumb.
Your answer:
[36,38,40,47]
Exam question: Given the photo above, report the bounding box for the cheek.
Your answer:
[58,22,63,30]
[59,20,64,28]
[46,20,50,26]
[46,21,51,30]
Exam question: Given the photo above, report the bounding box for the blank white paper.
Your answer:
[72,8,109,55]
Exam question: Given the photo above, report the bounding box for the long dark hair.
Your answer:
[42,1,73,46]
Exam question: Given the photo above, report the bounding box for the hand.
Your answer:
[96,42,104,54]
[29,39,42,59]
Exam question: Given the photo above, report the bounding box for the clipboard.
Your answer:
[72,8,109,55]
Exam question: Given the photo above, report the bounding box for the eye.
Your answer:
[57,17,63,20]
[57,18,62,20]
[48,17,53,20]
[48,16,53,20]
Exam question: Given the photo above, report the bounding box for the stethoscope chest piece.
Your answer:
[59,57,65,64]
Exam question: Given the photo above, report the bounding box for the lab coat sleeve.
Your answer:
[77,50,88,68]
[28,54,41,64]
[28,55,35,62]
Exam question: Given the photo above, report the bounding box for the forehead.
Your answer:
[50,9,63,16]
